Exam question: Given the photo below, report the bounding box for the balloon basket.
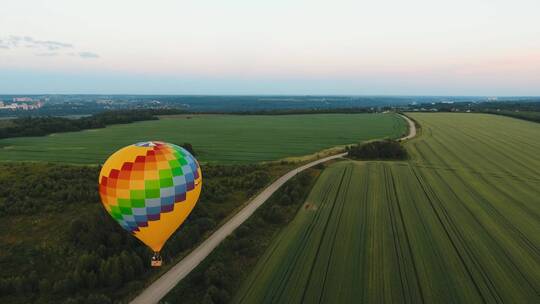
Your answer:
[151,252,163,267]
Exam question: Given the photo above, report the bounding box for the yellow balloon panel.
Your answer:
[134,177,201,251]
[98,141,202,252]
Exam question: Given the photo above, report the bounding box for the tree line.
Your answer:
[486,110,540,124]
[347,139,408,160]
[0,109,185,139]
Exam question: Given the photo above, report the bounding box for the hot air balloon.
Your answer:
[98,141,202,266]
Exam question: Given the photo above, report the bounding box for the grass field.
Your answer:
[0,113,405,164]
[234,113,540,303]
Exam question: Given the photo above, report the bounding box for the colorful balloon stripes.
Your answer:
[99,141,202,252]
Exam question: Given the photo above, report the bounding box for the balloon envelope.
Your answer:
[98,141,202,252]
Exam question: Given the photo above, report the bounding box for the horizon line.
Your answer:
[1,93,539,98]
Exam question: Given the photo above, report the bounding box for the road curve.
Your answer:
[131,113,415,304]
[398,113,416,141]
[130,152,348,304]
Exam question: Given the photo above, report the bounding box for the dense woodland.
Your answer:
[0,161,286,303]
[406,100,540,114]
[0,95,425,117]
[346,139,408,160]
[0,109,184,139]
[405,100,540,123]
[234,107,376,115]
[486,110,540,123]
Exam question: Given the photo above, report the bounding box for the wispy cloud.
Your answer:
[78,51,100,59]
[0,35,99,59]
[25,36,73,50]
[35,52,60,57]
[0,35,73,50]
[0,39,10,49]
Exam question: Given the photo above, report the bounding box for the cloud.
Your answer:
[24,37,73,50]
[0,39,10,49]
[35,52,59,57]
[78,51,100,59]
[1,35,73,50]
[1,35,100,59]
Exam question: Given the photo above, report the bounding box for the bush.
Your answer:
[347,139,408,160]
[262,205,287,223]
[181,143,196,156]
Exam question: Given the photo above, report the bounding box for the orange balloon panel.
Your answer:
[98,141,202,252]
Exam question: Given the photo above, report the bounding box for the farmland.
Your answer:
[234,113,540,303]
[0,113,405,164]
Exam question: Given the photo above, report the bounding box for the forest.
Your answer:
[0,109,185,139]
[0,161,285,304]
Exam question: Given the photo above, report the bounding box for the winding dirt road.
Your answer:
[398,113,416,141]
[130,153,347,304]
[130,113,415,304]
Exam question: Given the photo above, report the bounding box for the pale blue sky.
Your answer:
[1,0,539,95]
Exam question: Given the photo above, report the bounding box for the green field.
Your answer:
[0,113,405,164]
[234,113,540,303]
